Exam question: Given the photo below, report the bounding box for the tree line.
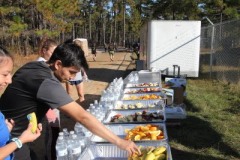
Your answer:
[0,0,239,55]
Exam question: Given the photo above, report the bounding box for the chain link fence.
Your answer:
[200,19,240,84]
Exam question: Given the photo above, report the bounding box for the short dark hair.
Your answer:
[48,43,89,70]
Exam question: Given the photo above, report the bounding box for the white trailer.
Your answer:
[140,20,201,77]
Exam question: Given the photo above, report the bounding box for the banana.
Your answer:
[155,153,166,160]
[152,146,166,156]
[27,112,37,133]
[144,152,155,160]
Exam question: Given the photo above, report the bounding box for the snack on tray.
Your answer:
[125,87,161,94]
[123,94,162,100]
[115,101,162,110]
[135,82,159,87]
[128,145,167,160]
[110,110,164,123]
[125,124,164,141]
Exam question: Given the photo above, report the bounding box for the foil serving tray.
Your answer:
[90,123,167,143]
[125,82,160,88]
[103,109,166,124]
[121,92,166,101]
[113,100,165,110]
[79,142,172,160]
[123,87,162,94]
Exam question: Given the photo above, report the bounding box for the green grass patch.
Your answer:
[168,79,240,160]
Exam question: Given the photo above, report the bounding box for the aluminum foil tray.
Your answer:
[103,109,166,124]
[125,82,159,88]
[113,100,165,110]
[78,142,172,160]
[90,123,167,143]
[123,87,162,94]
[121,92,166,101]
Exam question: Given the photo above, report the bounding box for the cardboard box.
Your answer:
[171,86,184,105]
[164,77,186,105]
[162,88,174,105]
[73,38,89,56]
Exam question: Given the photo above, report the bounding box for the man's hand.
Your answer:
[116,139,141,156]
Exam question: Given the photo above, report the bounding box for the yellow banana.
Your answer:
[155,153,166,160]
[27,112,37,133]
[152,146,166,156]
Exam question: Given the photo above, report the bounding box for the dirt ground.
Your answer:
[34,48,136,159]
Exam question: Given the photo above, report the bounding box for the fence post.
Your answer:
[210,25,215,79]
[203,17,214,79]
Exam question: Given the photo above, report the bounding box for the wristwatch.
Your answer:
[11,138,22,148]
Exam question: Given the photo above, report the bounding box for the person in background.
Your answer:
[132,42,140,60]
[65,39,89,103]
[0,46,42,160]
[108,42,115,61]
[104,42,108,52]
[36,38,59,160]
[37,39,57,62]
[0,43,140,159]
[91,41,97,61]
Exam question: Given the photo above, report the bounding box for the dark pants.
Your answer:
[13,144,36,160]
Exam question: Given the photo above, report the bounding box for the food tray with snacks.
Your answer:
[79,142,172,160]
[113,100,165,110]
[125,82,160,88]
[90,123,167,143]
[102,109,166,124]
[123,87,162,94]
[121,92,166,101]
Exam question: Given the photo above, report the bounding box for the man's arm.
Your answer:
[59,101,140,155]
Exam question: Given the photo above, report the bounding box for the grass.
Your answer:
[168,79,240,160]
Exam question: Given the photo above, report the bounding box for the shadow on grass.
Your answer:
[184,98,201,112]
[168,108,240,159]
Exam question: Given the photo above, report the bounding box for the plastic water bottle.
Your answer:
[59,132,64,137]
[56,136,68,160]
[68,134,81,160]
[74,122,84,136]
[69,130,75,139]
[62,128,69,139]
[94,100,99,108]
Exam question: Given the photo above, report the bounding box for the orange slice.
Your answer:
[149,130,162,140]
[134,135,141,141]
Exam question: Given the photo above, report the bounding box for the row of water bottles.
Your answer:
[100,77,124,109]
[55,124,91,160]
[86,100,106,122]
[128,72,139,83]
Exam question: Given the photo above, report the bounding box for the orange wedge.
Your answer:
[134,135,141,141]
[150,126,158,131]
[149,130,162,140]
